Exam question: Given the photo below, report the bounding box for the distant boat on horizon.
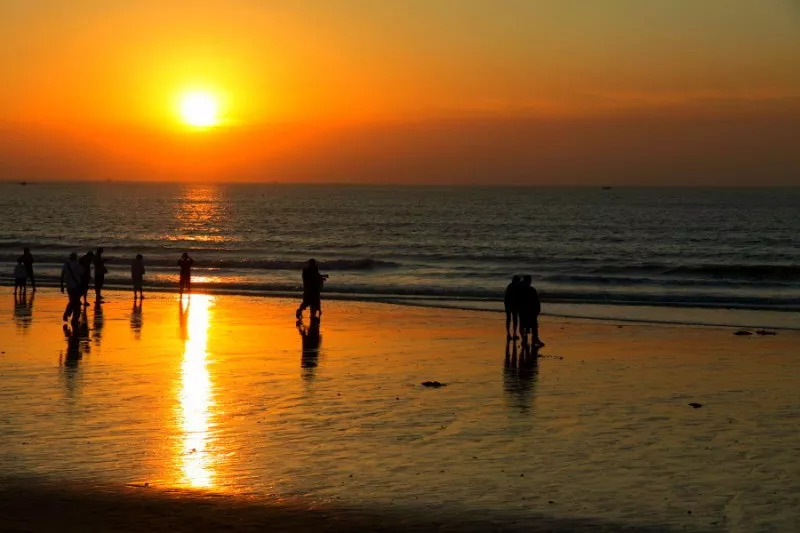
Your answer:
[601,186,612,190]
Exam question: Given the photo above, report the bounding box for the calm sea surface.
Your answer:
[1,183,798,318]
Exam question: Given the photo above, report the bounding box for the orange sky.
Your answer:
[2,1,799,184]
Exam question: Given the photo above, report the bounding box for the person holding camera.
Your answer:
[296,258,328,321]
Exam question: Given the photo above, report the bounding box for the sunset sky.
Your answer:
[2,0,799,185]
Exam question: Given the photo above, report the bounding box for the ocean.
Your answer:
[1,182,798,325]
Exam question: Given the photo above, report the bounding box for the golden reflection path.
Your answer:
[177,294,216,488]
[174,184,226,243]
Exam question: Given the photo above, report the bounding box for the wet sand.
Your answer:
[1,290,799,531]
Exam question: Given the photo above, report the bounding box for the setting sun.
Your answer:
[179,91,219,127]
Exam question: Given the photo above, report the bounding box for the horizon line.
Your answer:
[2,180,799,189]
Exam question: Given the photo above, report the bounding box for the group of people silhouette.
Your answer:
[12,248,547,403]
[48,248,328,325]
[56,249,199,324]
[59,248,110,323]
[15,248,545,354]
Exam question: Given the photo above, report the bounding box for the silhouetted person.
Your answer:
[60,252,84,324]
[94,247,107,301]
[504,275,522,339]
[295,259,328,320]
[519,275,544,347]
[178,252,194,294]
[132,254,145,299]
[13,258,26,296]
[19,247,35,291]
[79,251,94,307]
[298,318,322,382]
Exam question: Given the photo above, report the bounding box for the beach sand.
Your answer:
[1,290,798,531]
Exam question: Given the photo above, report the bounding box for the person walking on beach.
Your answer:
[60,252,84,323]
[79,251,94,307]
[13,258,27,296]
[131,254,145,299]
[519,275,544,347]
[178,252,194,294]
[504,275,522,339]
[295,258,328,320]
[94,247,108,302]
[19,247,35,291]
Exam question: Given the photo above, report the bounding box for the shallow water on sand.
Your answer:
[1,290,799,531]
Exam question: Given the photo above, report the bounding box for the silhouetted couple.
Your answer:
[296,259,328,321]
[504,274,543,346]
[13,247,36,293]
[74,248,107,305]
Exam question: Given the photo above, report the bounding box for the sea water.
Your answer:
[1,183,798,325]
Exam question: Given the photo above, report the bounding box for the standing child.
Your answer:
[13,258,27,295]
[131,254,145,299]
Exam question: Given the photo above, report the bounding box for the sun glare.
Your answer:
[179,91,219,127]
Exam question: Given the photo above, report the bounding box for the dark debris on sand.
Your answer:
[734,329,778,336]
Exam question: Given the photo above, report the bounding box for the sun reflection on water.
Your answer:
[178,294,216,488]
[174,184,232,241]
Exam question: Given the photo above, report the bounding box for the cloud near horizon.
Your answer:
[3,96,798,186]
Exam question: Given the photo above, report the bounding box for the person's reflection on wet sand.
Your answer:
[13,291,34,331]
[297,318,322,382]
[130,298,143,339]
[504,339,539,413]
[179,297,190,341]
[60,321,91,398]
[92,301,104,347]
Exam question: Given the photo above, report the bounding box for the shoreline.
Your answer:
[5,282,798,330]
